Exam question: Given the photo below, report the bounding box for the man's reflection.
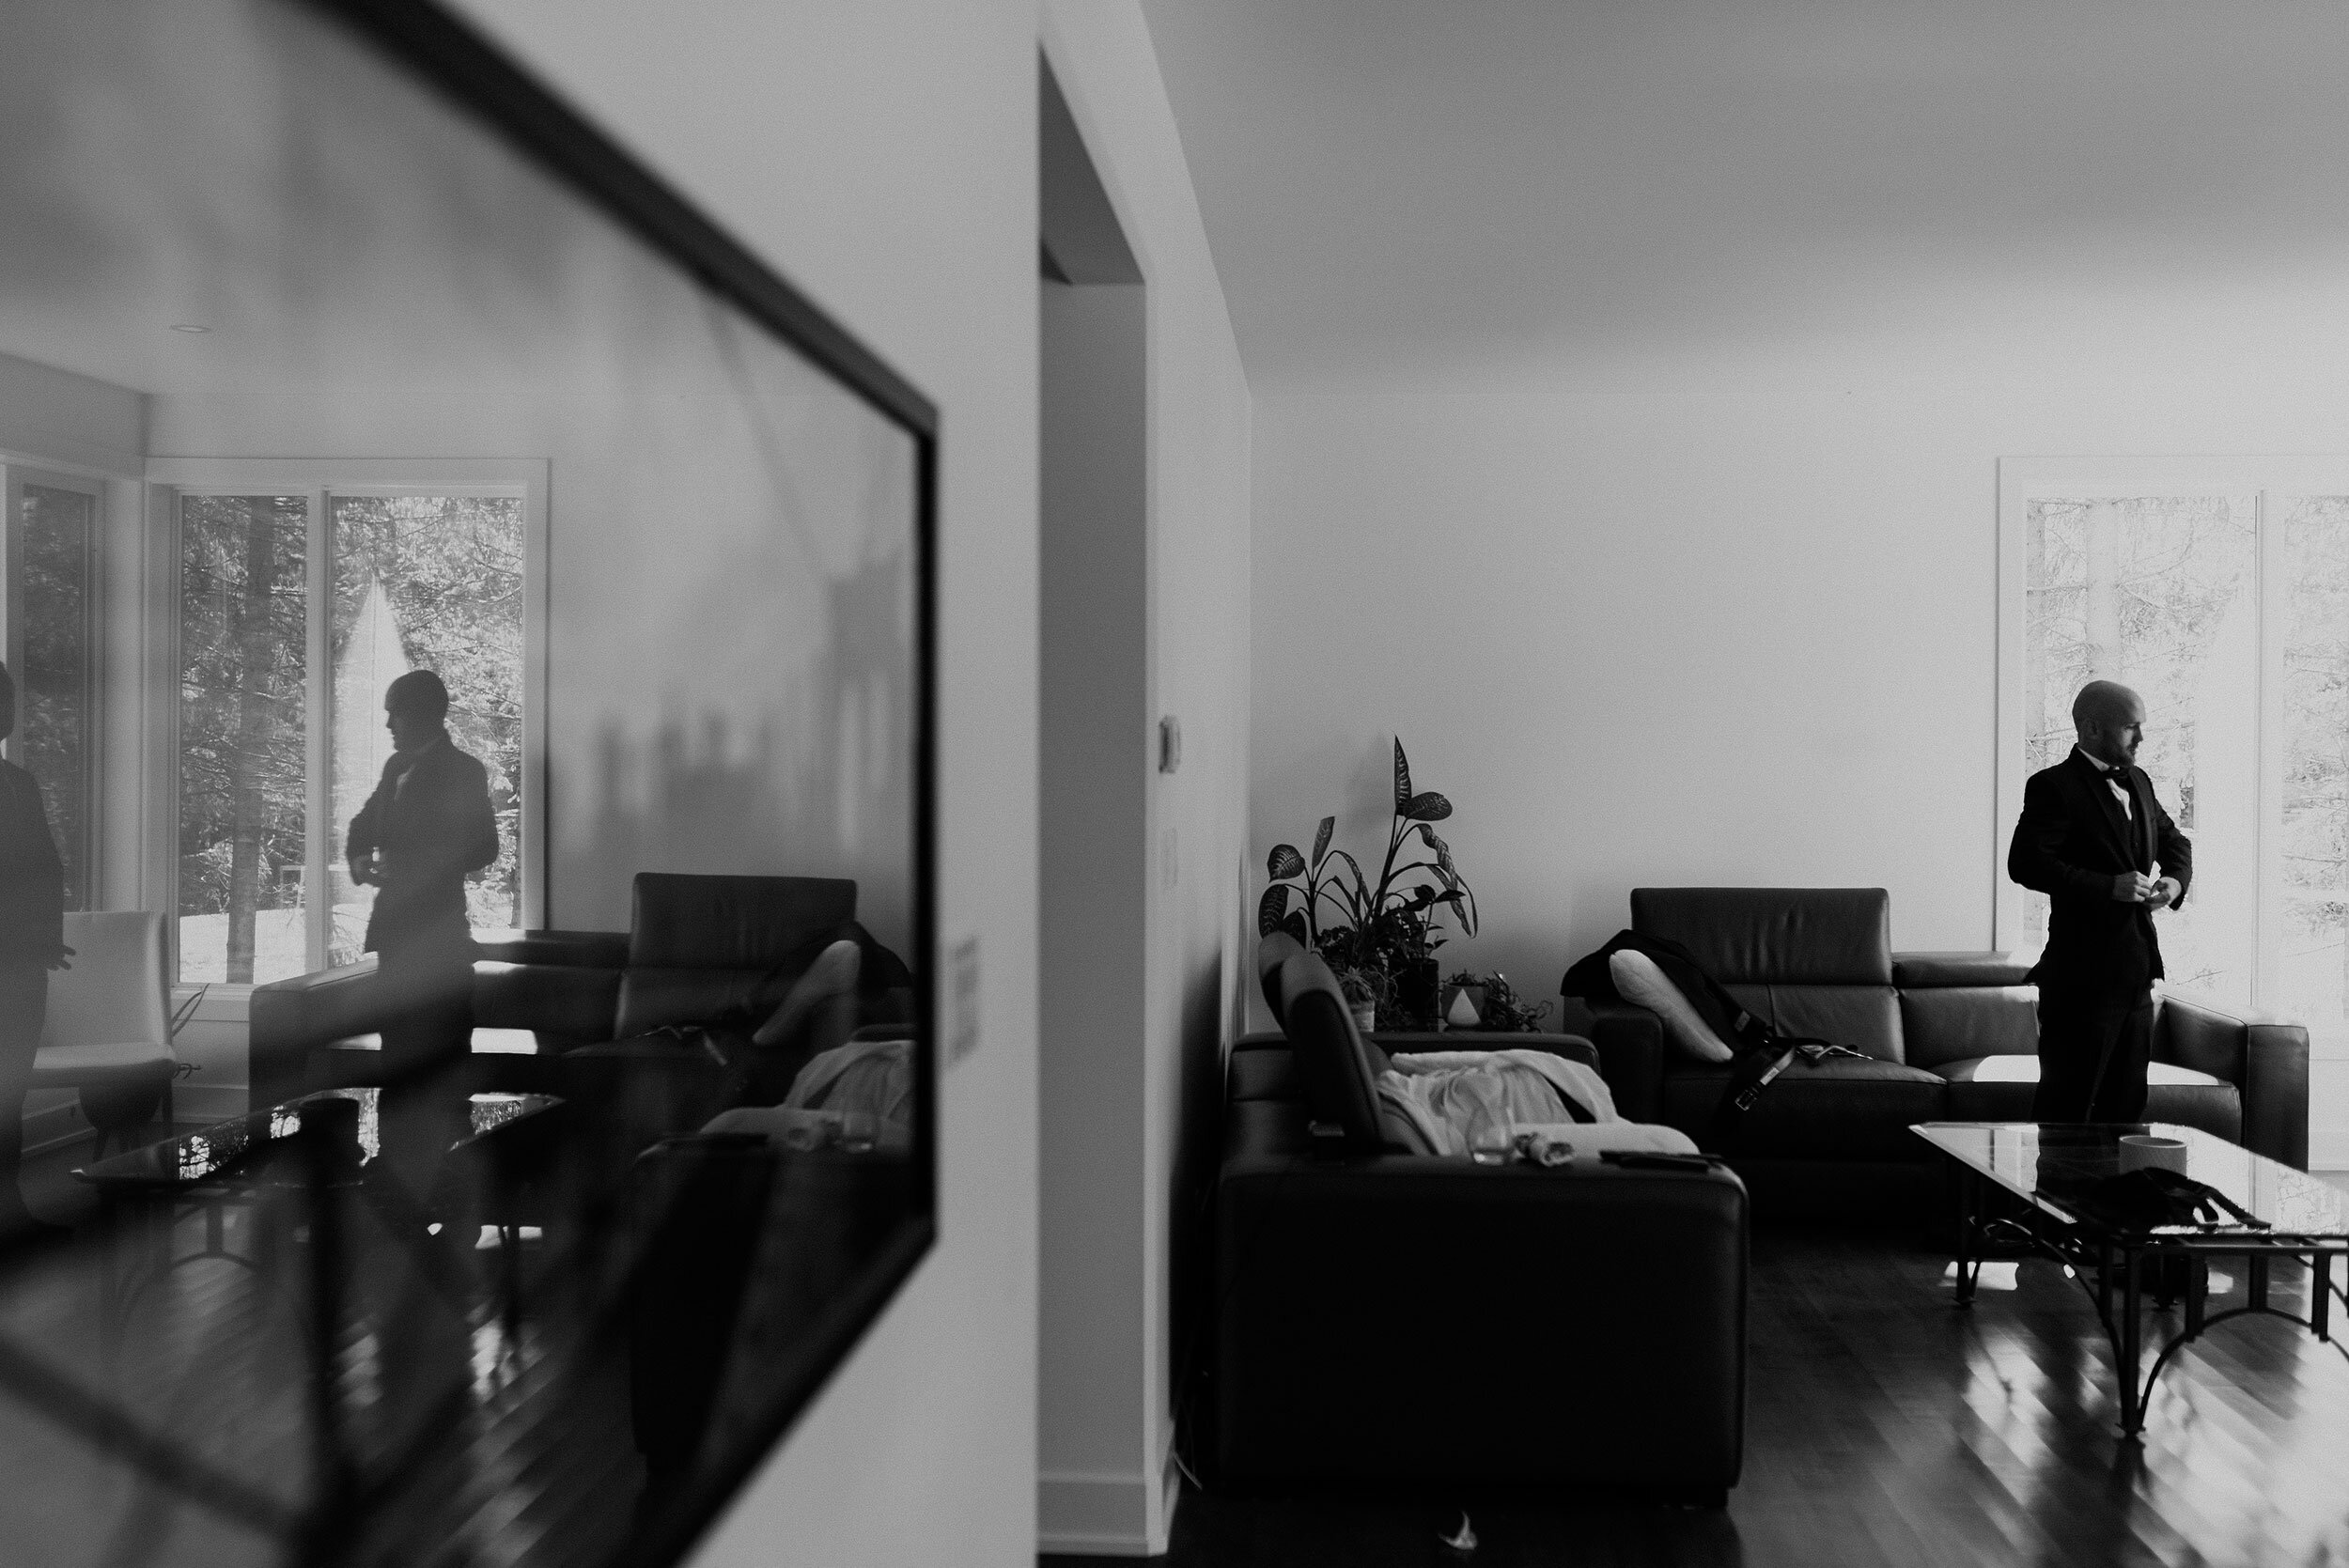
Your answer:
[342,670,499,1466]
[0,663,68,1242]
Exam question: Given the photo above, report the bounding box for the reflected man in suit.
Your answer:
[2008,680,2193,1123]
[347,669,499,1079]
[0,663,68,1236]
[344,669,498,1453]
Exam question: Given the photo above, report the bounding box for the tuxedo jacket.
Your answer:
[345,735,498,955]
[0,760,62,968]
[2007,749,2193,1004]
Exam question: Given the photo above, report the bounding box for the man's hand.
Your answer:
[2111,871,2155,904]
[348,851,378,888]
[46,943,73,972]
[2150,876,2183,909]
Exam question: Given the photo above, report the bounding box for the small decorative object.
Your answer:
[1336,968,1383,1035]
[2119,1133,2188,1174]
[1444,986,1482,1030]
[1258,737,1480,1031]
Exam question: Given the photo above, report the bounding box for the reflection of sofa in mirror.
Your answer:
[249,872,914,1110]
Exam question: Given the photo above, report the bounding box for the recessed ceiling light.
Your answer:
[168,323,211,334]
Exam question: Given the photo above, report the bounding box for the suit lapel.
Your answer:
[2123,768,2154,871]
[2072,752,2134,862]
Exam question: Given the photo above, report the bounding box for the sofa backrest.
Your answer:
[1891,951,2039,1070]
[1630,888,1905,1062]
[614,873,861,1037]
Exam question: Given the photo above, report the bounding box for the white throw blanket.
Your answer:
[1377,1048,1695,1158]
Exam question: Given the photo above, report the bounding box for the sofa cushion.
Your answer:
[1610,951,1734,1063]
[1938,1055,2240,1142]
[1758,984,1904,1063]
[1256,932,1305,1030]
[1630,888,1891,986]
[1899,986,2038,1071]
[1893,952,2032,988]
[1659,1057,1945,1160]
[1229,1047,1299,1103]
[1280,953,1391,1153]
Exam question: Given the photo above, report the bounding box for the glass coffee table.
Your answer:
[1912,1121,2349,1435]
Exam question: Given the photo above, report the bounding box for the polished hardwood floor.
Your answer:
[1078,1208,2349,1568]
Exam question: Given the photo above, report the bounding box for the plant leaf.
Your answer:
[1256,885,1290,937]
[1280,912,1309,946]
[1403,791,1453,822]
[1393,738,1413,812]
[1267,844,1306,880]
[1312,815,1335,867]
[1416,823,1448,853]
[1326,849,1370,898]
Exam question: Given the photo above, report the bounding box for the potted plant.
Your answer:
[1259,738,1479,1030]
[1335,968,1383,1034]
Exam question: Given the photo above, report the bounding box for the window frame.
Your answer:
[0,461,104,911]
[1996,455,2349,1008]
[147,457,548,986]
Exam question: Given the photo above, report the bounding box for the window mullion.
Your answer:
[305,489,331,972]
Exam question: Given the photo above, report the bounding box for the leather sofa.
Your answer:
[250,873,907,1107]
[1211,939,1747,1500]
[1569,888,2310,1219]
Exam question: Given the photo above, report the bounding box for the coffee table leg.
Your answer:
[2315,1253,2333,1342]
[1952,1167,1979,1305]
[2118,1246,2145,1436]
[2248,1252,2270,1312]
[2185,1254,2206,1340]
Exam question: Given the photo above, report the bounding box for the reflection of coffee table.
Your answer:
[1913,1121,2349,1434]
[72,1088,563,1349]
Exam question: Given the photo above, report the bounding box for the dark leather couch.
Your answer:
[1211,940,1747,1500]
[250,873,904,1106]
[1572,888,2310,1219]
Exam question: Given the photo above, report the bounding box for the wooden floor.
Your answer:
[1074,1213,2349,1568]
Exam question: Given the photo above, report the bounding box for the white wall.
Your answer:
[1034,5,1253,1556]
[1252,380,2349,1028]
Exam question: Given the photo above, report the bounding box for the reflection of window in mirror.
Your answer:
[163,467,539,985]
[2,467,99,913]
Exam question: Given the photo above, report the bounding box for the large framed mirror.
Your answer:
[0,1,935,1562]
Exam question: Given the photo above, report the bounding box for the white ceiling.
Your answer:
[1137,0,2349,392]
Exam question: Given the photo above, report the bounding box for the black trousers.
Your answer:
[0,964,45,1217]
[2032,988,2155,1124]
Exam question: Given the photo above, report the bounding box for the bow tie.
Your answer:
[2092,764,2127,784]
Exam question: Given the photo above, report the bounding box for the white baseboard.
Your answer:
[1036,1438,1181,1557]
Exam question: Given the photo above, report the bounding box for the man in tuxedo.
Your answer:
[346,670,499,1086]
[2008,680,2193,1123]
[0,663,68,1236]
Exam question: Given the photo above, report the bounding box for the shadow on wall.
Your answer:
[552,547,914,957]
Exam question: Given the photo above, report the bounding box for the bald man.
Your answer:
[2007,680,2193,1124]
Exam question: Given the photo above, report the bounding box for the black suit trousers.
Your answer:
[2032,989,2154,1124]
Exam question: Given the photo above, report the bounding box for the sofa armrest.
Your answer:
[1212,1154,1745,1490]
[2159,989,2310,1169]
[1584,1003,1668,1123]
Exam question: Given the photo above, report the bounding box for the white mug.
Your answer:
[2118,1133,2188,1174]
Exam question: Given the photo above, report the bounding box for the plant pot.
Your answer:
[1395,958,1440,1032]
[1349,1003,1378,1035]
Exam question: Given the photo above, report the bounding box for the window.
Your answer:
[3,467,100,911]
[1999,458,2349,1045]
[154,460,544,985]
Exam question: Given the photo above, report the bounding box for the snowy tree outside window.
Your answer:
[176,486,529,984]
